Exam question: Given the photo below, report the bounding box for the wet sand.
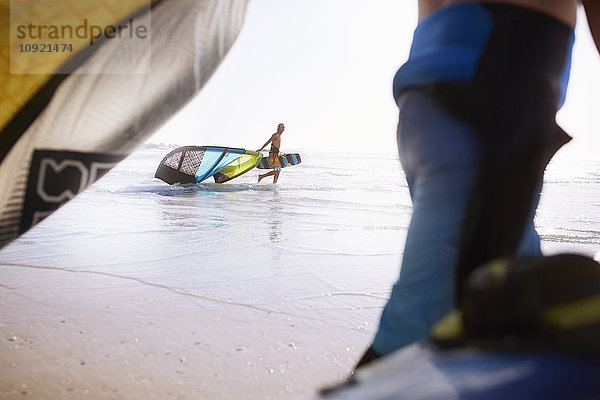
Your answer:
[2,153,596,399]
[0,263,372,400]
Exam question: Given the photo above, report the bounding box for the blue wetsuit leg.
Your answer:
[371,89,542,356]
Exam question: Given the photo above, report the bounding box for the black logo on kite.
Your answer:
[21,149,123,231]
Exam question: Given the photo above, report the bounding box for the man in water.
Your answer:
[355,0,600,368]
[258,123,285,184]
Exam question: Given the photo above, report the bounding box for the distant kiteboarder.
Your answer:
[257,123,285,184]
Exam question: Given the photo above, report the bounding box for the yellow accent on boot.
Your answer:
[543,295,600,329]
[431,310,464,341]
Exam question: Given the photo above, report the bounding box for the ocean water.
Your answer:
[0,146,598,399]
[1,147,411,315]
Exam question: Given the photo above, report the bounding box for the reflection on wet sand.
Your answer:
[266,190,283,244]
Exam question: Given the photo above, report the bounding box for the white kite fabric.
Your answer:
[0,0,248,249]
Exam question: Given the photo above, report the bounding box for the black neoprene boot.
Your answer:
[353,346,381,370]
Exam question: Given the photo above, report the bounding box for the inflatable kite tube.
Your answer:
[155,146,262,185]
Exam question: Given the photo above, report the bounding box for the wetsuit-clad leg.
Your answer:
[370,2,574,357]
[372,89,541,355]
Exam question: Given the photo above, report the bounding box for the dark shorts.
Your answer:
[269,152,281,171]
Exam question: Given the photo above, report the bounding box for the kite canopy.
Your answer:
[155,146,262,185]
[0,0,248,249]
[213,150,264,183]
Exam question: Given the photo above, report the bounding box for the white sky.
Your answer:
[150,1,600,160]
